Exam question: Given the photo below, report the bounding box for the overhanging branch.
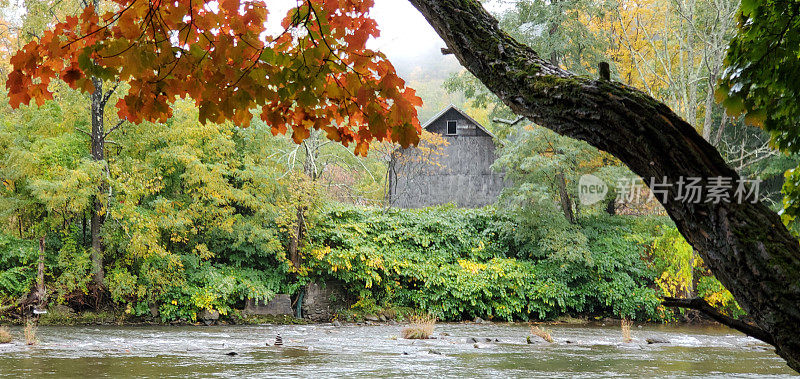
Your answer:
[663,297,774,345]
[408,0,800,370]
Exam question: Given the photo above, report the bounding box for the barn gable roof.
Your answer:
[422,105,496,139]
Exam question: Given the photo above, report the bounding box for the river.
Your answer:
[0,323,796,377]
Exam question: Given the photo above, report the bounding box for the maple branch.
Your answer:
[62,0,138,50]
[306,2,370,79]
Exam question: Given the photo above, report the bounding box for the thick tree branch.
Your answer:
[408,0,800,371]
[663,297,774,345]
[493,116,525,126]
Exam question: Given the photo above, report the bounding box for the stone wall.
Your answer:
[244,294,294,316]
[301,282,352,322]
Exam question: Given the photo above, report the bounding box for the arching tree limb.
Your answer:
[407,0,800,371]
[663,297,774,345]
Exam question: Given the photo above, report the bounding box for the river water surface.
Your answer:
[0,323,796,378]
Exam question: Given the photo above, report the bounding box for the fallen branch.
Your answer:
[662,297,774,345]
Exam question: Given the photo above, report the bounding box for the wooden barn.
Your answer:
[387,105,505,208]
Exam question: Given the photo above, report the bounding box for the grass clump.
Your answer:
[401,314,436,339]
[0,326,12,343]
[621,318,632,343]
[24,320,37,345]
[529,325,554,343]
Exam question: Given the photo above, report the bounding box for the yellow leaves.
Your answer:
[458,259,487,274]
[309,246,332,260]
[170,232,189,244]
[471,240,486,254]
[193,243,215,260]
[744,108,767,128]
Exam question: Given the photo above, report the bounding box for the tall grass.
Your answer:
[530,325,554,343]
[0,327,12,344]
[24,320,37,345]
[621,318,632,343]
[401,314,436,339]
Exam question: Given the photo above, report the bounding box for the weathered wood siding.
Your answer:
[389,107,504,208]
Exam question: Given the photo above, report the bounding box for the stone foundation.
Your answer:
[301,282,351,322]
[244,294,293,316]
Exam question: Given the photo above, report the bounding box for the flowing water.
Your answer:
[0,323,796,378]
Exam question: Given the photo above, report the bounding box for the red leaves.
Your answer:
[61,66,84,87]
[220,0,240,15]
[6,70,29,109]
[7,0,422,155]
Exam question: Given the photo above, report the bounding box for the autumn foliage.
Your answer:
[6,0,422,154]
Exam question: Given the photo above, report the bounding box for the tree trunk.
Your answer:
[605,198,616,215]
[701,72,718,141]
[35,236,46,310]
[555,172,575,223]
[288,207,306,270]
[90,76,105,289]
[408,0,800,371]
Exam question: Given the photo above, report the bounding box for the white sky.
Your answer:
[366,0,446,61]
[265,0,448,62]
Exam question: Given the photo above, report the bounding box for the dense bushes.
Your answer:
[1,200,742,323]
[0,234,36,300]
[304,204,670,321]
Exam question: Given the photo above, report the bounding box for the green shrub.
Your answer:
[0,234,37,299]
[304,204,665,321]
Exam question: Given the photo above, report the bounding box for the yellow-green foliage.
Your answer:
[652,227,696,298]
[651,227,744,318]
[0,88,744,324]
[305,205,669,321]
[697,276,744,318]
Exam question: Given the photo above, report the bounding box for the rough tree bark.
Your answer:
[555,172,575,223]
[408,0,800,371]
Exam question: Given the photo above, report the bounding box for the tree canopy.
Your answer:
[6,0,423,154]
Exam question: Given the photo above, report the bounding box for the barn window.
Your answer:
[446,120,457,135]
